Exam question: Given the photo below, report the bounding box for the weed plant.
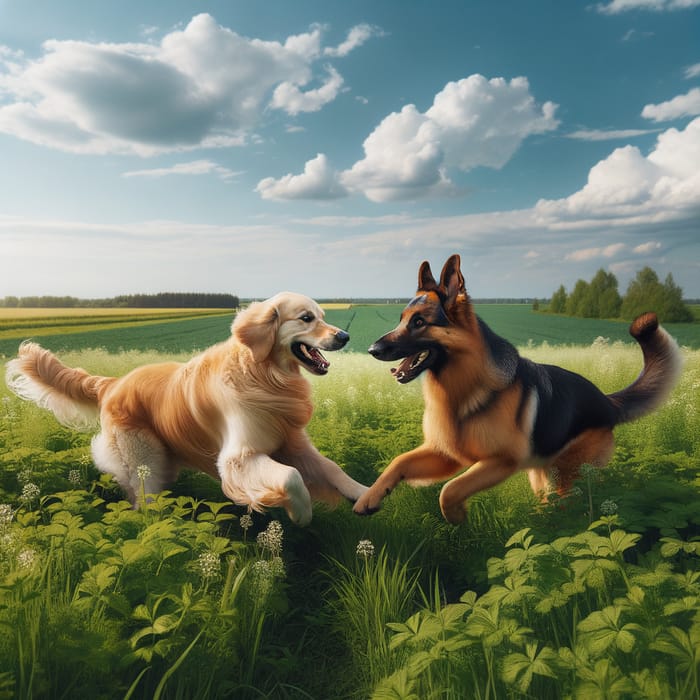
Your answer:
[0,339,698,698]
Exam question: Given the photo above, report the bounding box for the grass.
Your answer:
[0,312,699,698]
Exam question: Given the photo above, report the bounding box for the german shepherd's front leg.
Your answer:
[353,445,462,515]
[439,457,519,524]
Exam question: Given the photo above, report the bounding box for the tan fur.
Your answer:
[6,292,367,525]
[354,255,681,524]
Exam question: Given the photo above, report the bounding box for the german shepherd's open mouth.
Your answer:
[390,347,441,383]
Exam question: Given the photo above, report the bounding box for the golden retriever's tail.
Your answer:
[5,342,114,431]
[607,312,683,424]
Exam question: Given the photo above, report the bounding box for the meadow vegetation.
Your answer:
[0,311,698,698]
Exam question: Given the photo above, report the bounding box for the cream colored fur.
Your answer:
[5,292,367,525]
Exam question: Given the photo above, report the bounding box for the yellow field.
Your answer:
[320,303,352,310]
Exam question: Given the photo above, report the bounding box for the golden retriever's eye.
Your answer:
[300,313,315,323]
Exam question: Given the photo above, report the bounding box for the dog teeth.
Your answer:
[300,344,312,360]
[410,351,429,369]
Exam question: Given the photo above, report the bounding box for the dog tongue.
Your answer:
[309,347,329,370]
[390,355,417,383]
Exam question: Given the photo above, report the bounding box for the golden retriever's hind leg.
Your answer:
[219,453,313,526]
[92,426,171,506]
[551,428,615,496]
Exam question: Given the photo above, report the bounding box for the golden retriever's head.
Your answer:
[233,292,349,374]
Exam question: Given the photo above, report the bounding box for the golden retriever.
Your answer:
[6,292,367,525]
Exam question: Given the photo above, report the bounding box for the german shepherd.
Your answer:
[353,254,682,523]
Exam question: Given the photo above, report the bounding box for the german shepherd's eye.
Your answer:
[410,315,426,329]
[300,313,315,323]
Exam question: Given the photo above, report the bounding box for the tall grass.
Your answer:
[1,339,699,698]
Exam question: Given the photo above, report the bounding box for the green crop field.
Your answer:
[2,303,700,359]
[1,305,699,698]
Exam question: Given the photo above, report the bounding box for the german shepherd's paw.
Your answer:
[439,492,468,524]
[352,487,385,515]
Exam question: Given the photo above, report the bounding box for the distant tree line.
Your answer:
[547,266,693,323]
[0,293,239,309]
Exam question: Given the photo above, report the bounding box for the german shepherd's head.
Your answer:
[369,254,473,383]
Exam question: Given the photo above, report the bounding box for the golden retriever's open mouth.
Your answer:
[292,342,330,375]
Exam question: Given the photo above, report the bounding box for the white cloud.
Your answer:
[122,159,241,181]
[323,24,382,58]
[270,66,344,115]
[565,243,625,262]
[641,87,700,121]
[333,74,558,202]
[536,117,700,223]
[633,240,662,254]
[566,128,659,141]
[597,0,700,13]
[0,14,374,155]
[684,63,700,79]
[256,153,347,200]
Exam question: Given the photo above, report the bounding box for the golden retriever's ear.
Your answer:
[233,301,280,362]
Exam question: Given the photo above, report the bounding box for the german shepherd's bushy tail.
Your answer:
[5,341,115,431]
[608,312,682,424]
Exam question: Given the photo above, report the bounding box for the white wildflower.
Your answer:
[239,514,253,531]
[17,548,38,569]
[20,482,40,503]
[0,504,13,527]
[68,470,81,485]
[600,499,619,516]
[197,551,220,580]
[356,539,375,559]
[269,555,286,579]
[257,520,283,556]
[251,559,273,597]
[136,464,151,481]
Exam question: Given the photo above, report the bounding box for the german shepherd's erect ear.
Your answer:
[233,300,280,362]
[439,254,467,306]
[418,260,440,293]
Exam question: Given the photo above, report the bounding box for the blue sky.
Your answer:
[1,0,699,300]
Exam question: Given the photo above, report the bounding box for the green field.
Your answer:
[2,304,700,359]
[0,308,699,698]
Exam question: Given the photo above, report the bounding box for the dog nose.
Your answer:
[368,342,383,358]
[335,330,349,346]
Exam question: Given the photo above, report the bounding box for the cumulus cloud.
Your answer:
[340,75,558,202]
[256,153,347,200]
[597,0,700,13]
[641,87,700,122]
[0,14,375,155]
[257,75,558,203]
[633,240,662,254]
[565,243,625,262]
[270,66,344,115]
[323,24,382,58]
[685,63,700,79]
[536,117,700,224]
[122,159,241,181]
